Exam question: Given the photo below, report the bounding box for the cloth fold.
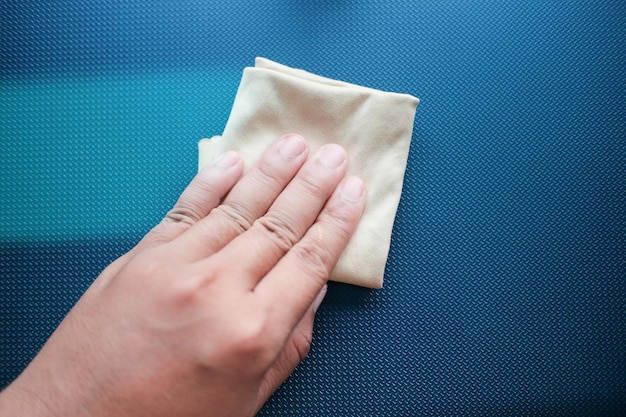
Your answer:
[199,58,418,288]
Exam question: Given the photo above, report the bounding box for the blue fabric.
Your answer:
[1,0,625,415]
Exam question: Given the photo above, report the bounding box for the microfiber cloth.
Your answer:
[198,58,419,288]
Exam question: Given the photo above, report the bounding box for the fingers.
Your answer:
[210,144,349,289]
[171,134,309,260]
[255,175,365,328]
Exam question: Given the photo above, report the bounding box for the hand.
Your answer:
[0,134,366,417]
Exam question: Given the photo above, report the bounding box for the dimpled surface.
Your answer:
[1,1,625,415]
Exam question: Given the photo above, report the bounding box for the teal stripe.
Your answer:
[0,69,241,240]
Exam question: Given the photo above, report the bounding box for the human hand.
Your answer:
[0,134,366,417]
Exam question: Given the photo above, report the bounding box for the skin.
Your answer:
[0,134,366,417]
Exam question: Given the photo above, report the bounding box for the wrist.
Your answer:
[0,325,95,417]
[0,381,57,417]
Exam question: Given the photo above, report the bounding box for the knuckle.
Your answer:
[228,316,275,365]
[294,171,327,199]
[291,329,313,362]
[253,158,284,190]
[211,201,255,234]
[163,173,228,228]
[122,246,169,281]
[234,321,265,350]
[165,201,205,227]
[254,214,300,253]
[291,239,332,285]
[319,207,355,242]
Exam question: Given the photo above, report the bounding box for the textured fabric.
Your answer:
[198,58,418,288]
[1,1,625,416]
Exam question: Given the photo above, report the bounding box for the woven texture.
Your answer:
[1,1,625,415]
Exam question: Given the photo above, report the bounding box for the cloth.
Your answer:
[198,58,419,288]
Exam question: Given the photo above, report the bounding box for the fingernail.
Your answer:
[279,134,307,159]
[319,144,346,168]
[215,150,240,168]
[340,176,365,202]
[312,285,328,313]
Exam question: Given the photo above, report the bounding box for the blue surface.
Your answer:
[1,0,625,415]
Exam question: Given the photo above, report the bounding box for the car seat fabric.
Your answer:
[1,1,624,415]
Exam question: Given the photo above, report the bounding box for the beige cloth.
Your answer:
[198,58,419,288]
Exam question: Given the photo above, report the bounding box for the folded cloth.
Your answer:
[198,57,419,288]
